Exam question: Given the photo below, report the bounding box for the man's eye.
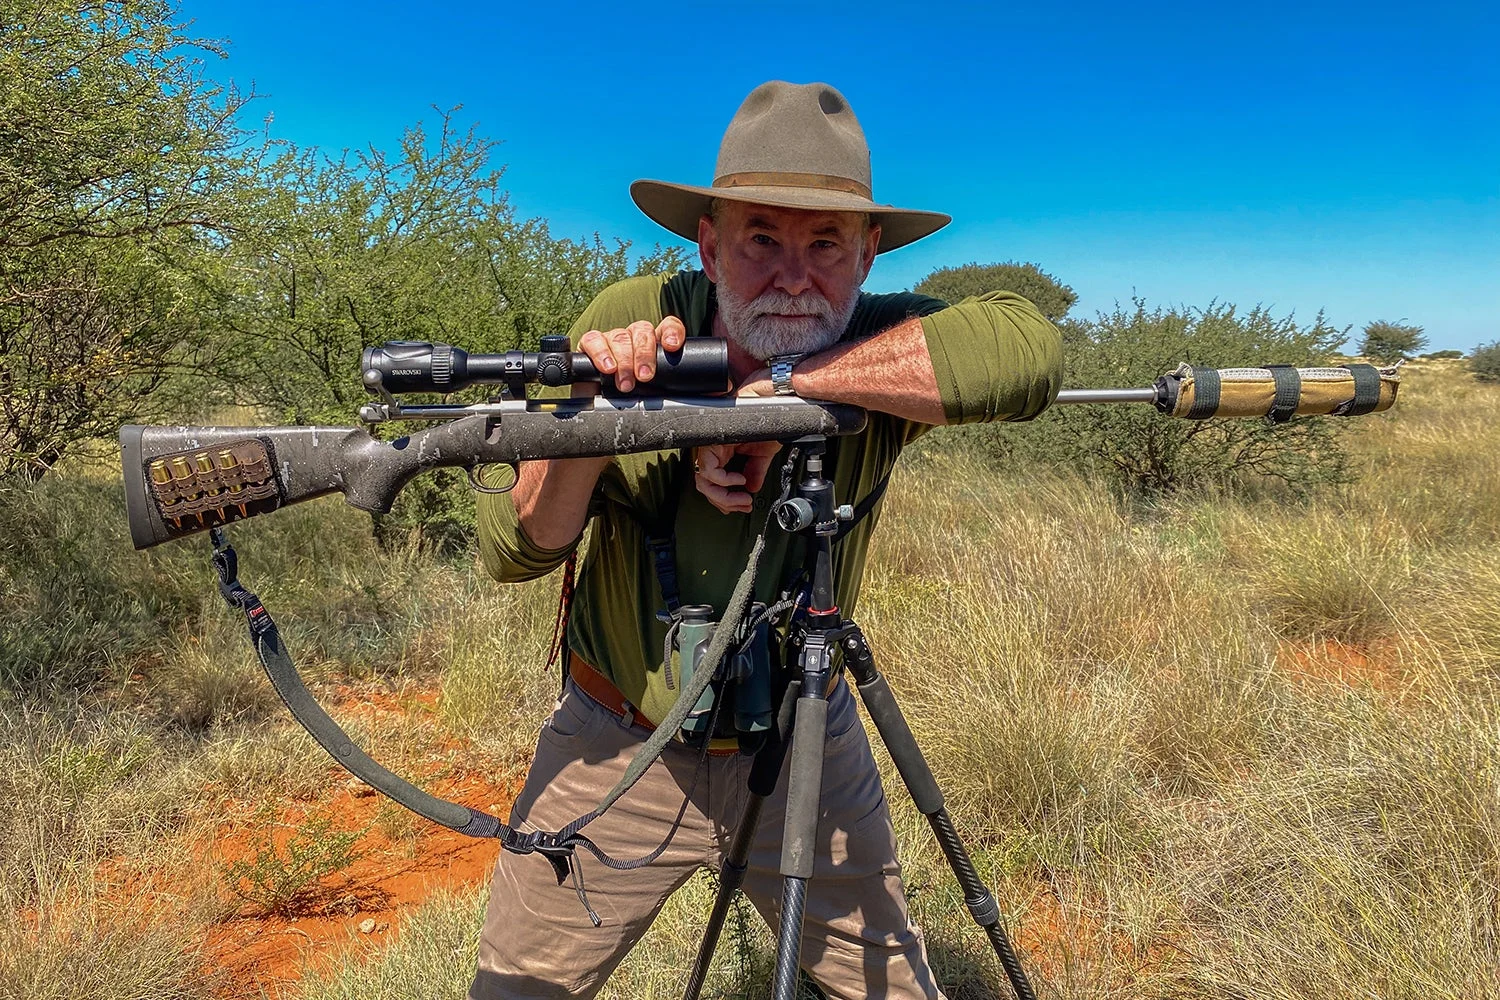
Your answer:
[813,240,838,250]
[751,234,776,246]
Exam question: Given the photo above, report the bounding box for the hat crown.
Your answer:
[713,81,872,195]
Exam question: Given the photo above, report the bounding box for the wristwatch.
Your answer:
[769,353,804,396]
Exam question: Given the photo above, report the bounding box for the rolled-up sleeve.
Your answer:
[920,291,1063,423]
[476,483,580,583]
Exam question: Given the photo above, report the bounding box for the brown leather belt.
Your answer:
[567,652,741,756]
[566,650,844,759]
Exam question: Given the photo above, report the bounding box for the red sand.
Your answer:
[202,768,515,997]
[185,681,517,997]
[1277,638,1402,693]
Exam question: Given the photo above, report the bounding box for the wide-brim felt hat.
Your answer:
[631,81,951,255]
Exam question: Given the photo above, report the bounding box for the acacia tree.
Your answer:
[1470,340,1500,382]
[1359,320,1427,363]
[0,0,251,479]
[207,111,686,425]
[914,261,1077,320]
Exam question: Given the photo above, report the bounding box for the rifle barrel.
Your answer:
[1054,388,1160,405]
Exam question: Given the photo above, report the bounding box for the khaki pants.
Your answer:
[469,677,943,999]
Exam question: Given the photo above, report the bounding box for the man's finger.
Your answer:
[698,480,753,514]
[694,445,729,474]
[699,464,747,488]
[695,445,746,487]
[629,320,657,382]
[742,455,775,494]
[578,330,614,375]
[657,316,686,352]
[693,444,756,514]
[732,441,780,494]
[606,326,638,391]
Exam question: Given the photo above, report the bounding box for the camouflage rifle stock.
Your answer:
[120,396,868,550]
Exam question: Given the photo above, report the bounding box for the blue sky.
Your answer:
[183,1,1498,351]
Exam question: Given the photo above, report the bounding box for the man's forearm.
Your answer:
[510,456,613,550]
[789,316,945,425]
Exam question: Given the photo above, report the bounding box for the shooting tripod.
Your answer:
[681,436,1036,1000]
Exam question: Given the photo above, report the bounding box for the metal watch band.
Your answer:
[770,354,803,396]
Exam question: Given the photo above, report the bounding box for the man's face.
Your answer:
[698,201,881,361]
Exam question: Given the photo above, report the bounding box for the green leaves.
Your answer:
[203,109,689,429]
[1470,340,1500,382]
[0,3,688,504]
[0,0,253,478]
[943,299,1358,498]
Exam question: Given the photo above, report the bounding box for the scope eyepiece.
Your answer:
[361,338,729,397]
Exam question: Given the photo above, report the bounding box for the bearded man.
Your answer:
[470,81,1062,1000]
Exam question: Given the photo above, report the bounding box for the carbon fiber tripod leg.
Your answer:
[683,681,801,1000]
[771,632,835,1000]
[838,628,1039,1000]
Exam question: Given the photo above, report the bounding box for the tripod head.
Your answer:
[767,436,860,625]
[769,437,855,537]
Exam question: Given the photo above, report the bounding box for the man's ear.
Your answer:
[698,214,720,282]
[860,223,881,282]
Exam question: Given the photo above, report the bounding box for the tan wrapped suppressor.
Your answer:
[1052,363,1400,420]
[1152,363,1399,421]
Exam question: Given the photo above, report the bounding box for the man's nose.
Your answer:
[772,251,813,297]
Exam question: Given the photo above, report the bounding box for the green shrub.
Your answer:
[914,260,1076,320]
[371,468,478,560]
[1469,340,1500,382]
[0,0,253,481]
[221,811,364,916]
[1420,349,1463,360]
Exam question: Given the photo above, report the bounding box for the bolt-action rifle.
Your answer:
[120,337,1399,550]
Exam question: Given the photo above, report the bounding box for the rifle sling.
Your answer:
[208,441,884,926]
[208,530,624,922]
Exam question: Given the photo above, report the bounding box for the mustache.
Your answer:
[745,289,837,320]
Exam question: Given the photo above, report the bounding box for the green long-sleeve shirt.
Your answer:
[477,270,1061,726]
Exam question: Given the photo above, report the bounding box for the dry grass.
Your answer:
[3,361,1498,998]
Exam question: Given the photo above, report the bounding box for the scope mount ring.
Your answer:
[467,461,520,495]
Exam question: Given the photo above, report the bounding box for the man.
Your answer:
[470,81,1061,999]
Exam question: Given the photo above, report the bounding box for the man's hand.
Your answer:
[693,440,781,515]
[690,368,783,514]
[576,316,686,392]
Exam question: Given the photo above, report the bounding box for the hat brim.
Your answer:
[630,180,951,254]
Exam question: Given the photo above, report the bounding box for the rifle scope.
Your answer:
[361,336,730,398]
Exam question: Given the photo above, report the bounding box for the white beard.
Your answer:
[715,280,862,362]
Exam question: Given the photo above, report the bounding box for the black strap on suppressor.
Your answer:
[1338,363,1383,416]
[1186,366,1221,419]
[1265,364,1302,424]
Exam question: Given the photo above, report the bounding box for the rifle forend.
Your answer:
[119,395,867,550]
